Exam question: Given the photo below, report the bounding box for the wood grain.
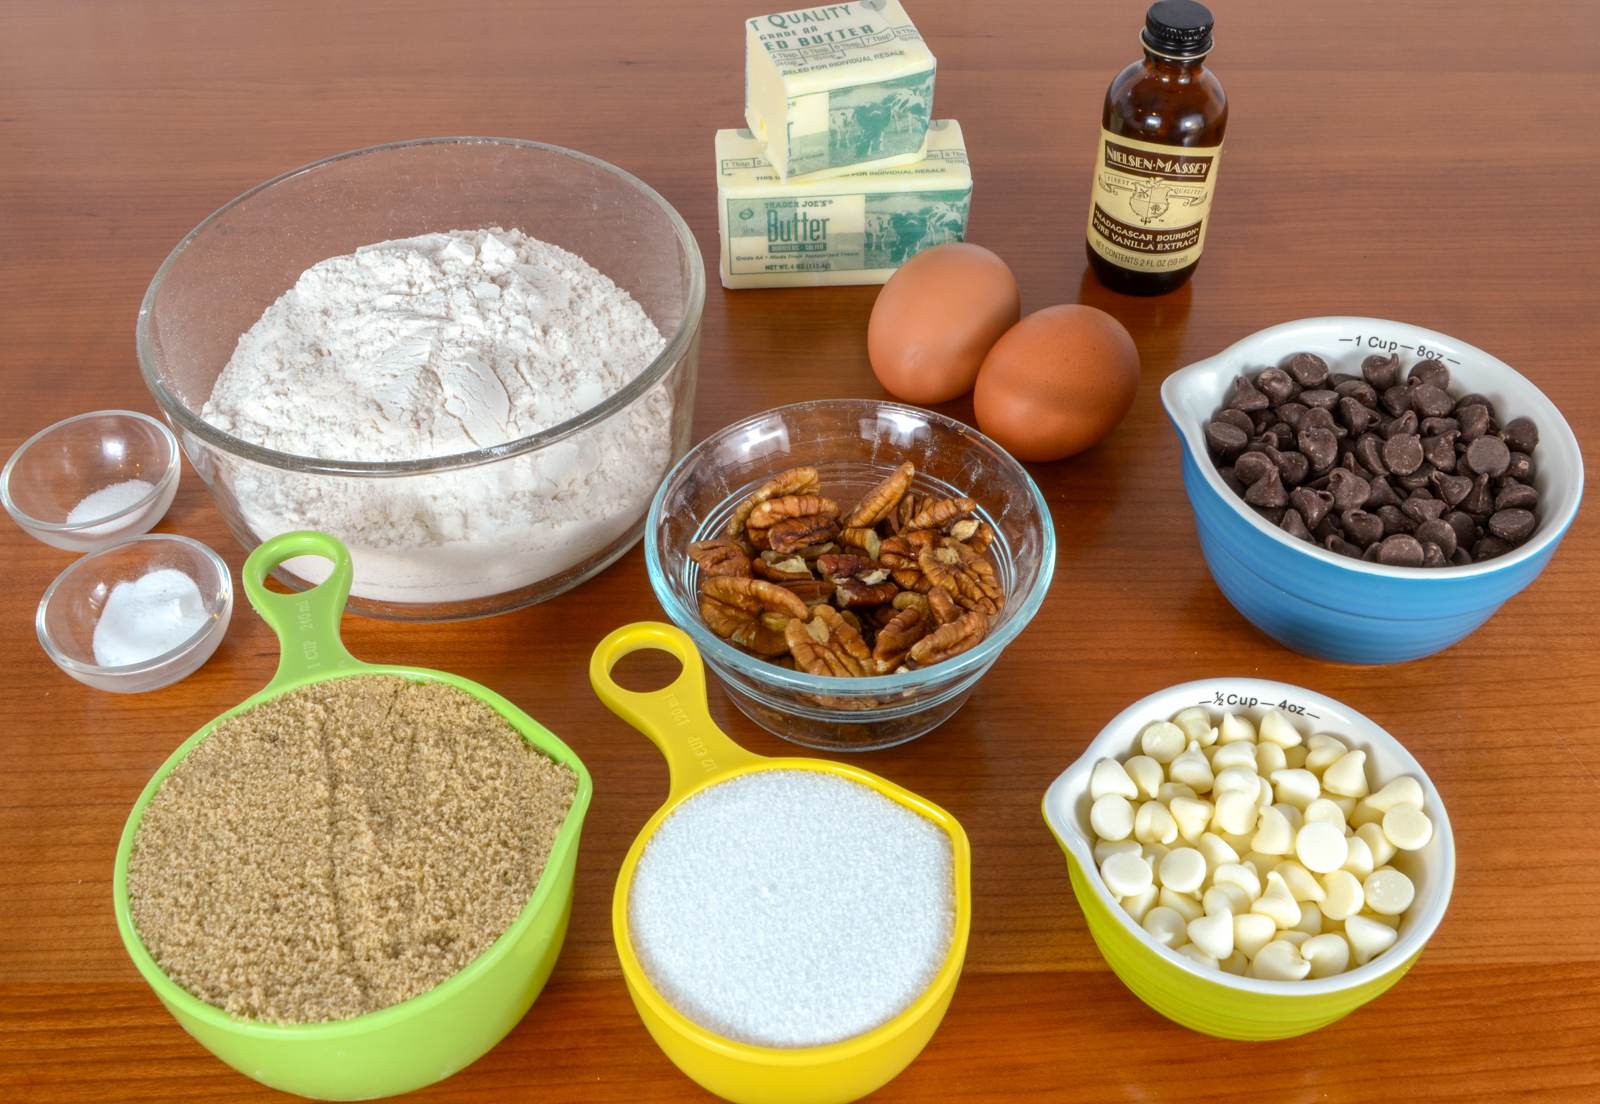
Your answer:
[2,1,1597,1100]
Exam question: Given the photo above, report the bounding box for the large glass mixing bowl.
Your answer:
[139,137,703,620]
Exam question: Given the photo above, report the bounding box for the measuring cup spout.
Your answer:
[242,531,360,689]
[589,622,759,799]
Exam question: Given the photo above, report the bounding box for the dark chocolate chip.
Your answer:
[1299,406,1337,433]
[1355,433,1387,475]
[1450,547,1473,565]
[1502,416,1539,454]
[1362,542,1384,562]
[1397,462,1436,492]
[1382,433,1425,475]
[1285,352,1331,388]
[1215,408,1254,434]
[1365,476,1401,509]
[1341,509,1385,546]
[1325,534,1363,558]
[1422,433,1457,472]
[1401,494,1448,523]
[1432,471,1473,507]
[1465,435,1511,477]
[1255,368,1297,403]
[1456,404,1491,442]
[1408,382,1455,418]
[1226,375,1270,412]
[1443,509,1477,547]
[1461,473,1494,516]
[1219,466,1246,495]
[1375,504,1415,536]
[1298,426,1339,473]
[1421,416,1460,437]
[1252,506,1286,525]
[1276,401,1309,429]
[1300,389,1339,411]
[1377,533,1425,567]
[1473,535,1513,562]
[1337,396,1379,435]
[1505,451,1534,482]
[1335,379,1379,407]
[1494,481,1538,511]
[1264,422,1296,450]
[1380,384,1412,417]
[1381,410,1419,440]
[1280,508,1313,541]
[1271,448,1311,486]
[1234,450,1277,485]
[1328,468,1371,512]
[1487,508,1536,542]
[1291,487,1335,529]
[1205,421,1250,457]
[1362,353,1402,389]
[1421,542,1447,568]
[1244,472,1289,508]
[1454,393,1494,415]
[1409,358,1451,390]
[1414,518,1458,558]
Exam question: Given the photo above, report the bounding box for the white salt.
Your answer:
[92,568,210,667]
[66,478,155,533]
[627,769,954,1048]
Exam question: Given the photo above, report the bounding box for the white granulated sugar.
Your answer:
[627,769,954,1048]
[201,227,672,603]
[67,479,155,530]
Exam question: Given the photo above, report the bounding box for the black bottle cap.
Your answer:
[1142,0,1215,59]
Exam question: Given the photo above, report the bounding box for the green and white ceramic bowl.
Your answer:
[1042,678,1455,1040]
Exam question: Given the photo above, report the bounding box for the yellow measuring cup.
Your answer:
[590,622,972,1104]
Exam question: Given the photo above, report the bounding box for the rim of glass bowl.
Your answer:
[136,136,706,478]
[36,534,233,676]
[1,410,179,532]
[645,399,1057,697]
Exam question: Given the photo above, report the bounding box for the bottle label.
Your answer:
[1086,130,1223,273]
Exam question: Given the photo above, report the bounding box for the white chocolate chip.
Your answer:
[1140,721,1186,763]
[1213,765,1259,796]
[1253,775,1275,810]
[1213,862,1262,900]
[1344,914,1399,965]
[1157,782,1198,804]
[1250,939,1312,980]
[1233,912,1277,959]
[1363,867,1415,915]
[1356,821,1397,867]
[1251,806,1295,856]
[1093,838,1141,865]
[1211,743,1258,771]
[1187,910,1235,960]
[1158,847,1207,895]
[1272,802,1305,832]
[1168,747,1215,793]
[1169,796,1213,843]
[1258,709,1304,748]
[1176,943,1219,969]
[1159,887,1204,922]
[1251,871,1302,928]
[1341,834,1376,880]
[1218,712,1257,744]
[1134,800,1179,845]
[1272,859,1327,903]
[1255,742,1288,776]
[1268,768,1320,810]
[1171,706,1216,746]
[1219,830,1256,856]
[1218,950,1249,976]
[1303,797,1348,830]
[1214,790,1260,836]
[1089,757,1139,800]
[1366,775,1424,813]
[1101,851,1153,897]
[1382,804,1434,851]
[1304,733,1348,773]
[1320,869,1365,921]
[1322,749,1371,798]
[1123,755,1163,799]
[1301,932,1351,978]
[1349,799,1385,829]
[1203,883,1249,916]
[1293,900,1324,936]
[1121,883,1159,924]
[1141,906,1187,947]
[1141,842,1169,869]
[1197,832,1240,871]
[1283,744,1308,769]
[1275,929,1312,947]
[1090,794,1135,841]
[1295,822,1350,874]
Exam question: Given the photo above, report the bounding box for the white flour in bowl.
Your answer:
[201,227,674,604]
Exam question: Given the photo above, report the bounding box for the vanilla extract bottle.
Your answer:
[1085,0,1228,296]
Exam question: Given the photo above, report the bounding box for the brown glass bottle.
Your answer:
[1085,0,1228,296]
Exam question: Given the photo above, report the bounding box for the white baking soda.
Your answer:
[627,769,954,1048]
[201,227,673,604]
[92,568,209,667]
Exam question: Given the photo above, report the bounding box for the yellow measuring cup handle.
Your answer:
[242,530,360,688]
[589,622,759,799]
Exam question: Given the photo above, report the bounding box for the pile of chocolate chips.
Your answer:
[1204,351,1541,567]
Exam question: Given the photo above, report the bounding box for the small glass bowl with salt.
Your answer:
[37,534,232,693]
[2,410,180,551]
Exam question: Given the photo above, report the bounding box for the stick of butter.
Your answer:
[715,119,970,289]
[745,0,936,181]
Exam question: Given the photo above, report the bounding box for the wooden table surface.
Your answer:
[3,1,1597,1100]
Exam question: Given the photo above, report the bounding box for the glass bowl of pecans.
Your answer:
[644,399,1055,751]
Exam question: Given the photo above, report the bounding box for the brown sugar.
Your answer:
[126,675,577,1024]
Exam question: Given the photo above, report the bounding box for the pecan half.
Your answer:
[816,552,876,580]
[843,461,915,527]
[751,552,813,582]
[872,606,930,673]
[919,541,1003,615]
[889,493,928,535]
[767,515,841,554]
[838,527,883,560]
[906,610,988,668]
[747,494,840,531]
[879,530,937,569]
[891,566,932,593]
[891,590,932,617]
[699,576,810,657]
[725,467,820,538]
[689,537,751,578]
[835,577,900,609]
[926,585,962,625]
[785,606,871,677]
[906,496,975,532]
[782,579,837,607]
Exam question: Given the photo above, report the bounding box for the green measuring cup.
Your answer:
[111,531,593,1101]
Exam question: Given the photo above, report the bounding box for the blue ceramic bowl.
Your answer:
[1161,317,1583,665]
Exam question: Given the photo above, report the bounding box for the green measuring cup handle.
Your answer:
[242,531,361,689]
[589,622,760,799]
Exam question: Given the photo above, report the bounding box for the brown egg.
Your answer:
[867,243,1021,405]
[973,304,1140,462]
